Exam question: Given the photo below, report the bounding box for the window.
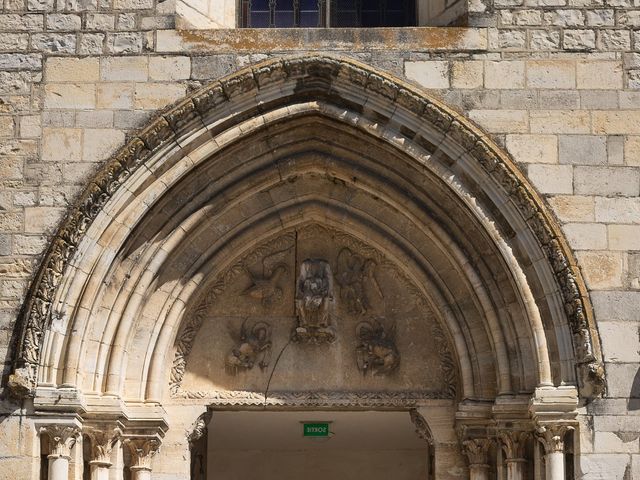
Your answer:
[239,0,417,28]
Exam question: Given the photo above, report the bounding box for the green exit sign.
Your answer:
[303,422,330,437]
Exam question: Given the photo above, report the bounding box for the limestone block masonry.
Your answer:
[0,0,639,478]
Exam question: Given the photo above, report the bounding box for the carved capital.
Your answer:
[39,425,81,459]
[124,438,161,471]
[498,430,531,461]
[462,438,493,467]
[84,426,121,465]
[536,424,573,454]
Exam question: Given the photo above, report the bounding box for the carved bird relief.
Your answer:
[335,247,383,315]
[241,247,291,307]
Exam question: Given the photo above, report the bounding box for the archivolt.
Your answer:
[9,55,604,401]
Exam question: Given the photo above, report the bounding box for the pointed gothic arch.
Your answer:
[8,55,604,479]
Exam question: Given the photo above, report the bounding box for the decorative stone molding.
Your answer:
[462,438,493,466]
[536,424,573,454]
[84,426,121,466]
[498,430,531,461]
[187,411,212,445]
[39,424,81,459]
[11,55,603,399]
[124,438,161,471]
[172,389,450,407]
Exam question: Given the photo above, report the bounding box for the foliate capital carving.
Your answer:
[39,425,81,459]
[462,438,493,466]
[498,430,532,461]
[536,424,573,454]
[124,438,161,471]
[84,426,121,465]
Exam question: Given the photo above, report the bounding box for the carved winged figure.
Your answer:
[335,248,383,315]
[225,320,272,375]
[355,319,400,376]
[241,247,290,307]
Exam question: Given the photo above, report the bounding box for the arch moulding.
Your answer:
[8,55,604,410]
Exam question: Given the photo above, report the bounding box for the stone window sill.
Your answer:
[156,27,488,53]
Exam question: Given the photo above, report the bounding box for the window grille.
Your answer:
[239,0,415,28]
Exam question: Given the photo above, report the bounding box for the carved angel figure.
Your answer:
[293,259,336,343]
[225,320,272,375]
[355,319,400,376]
[335,248,383,315]
[241,247,290,308]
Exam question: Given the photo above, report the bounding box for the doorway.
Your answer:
[203,410,432,480]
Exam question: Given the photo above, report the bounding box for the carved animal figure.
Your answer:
[225,320,272,375]
[241,247,291,307]
[242,263,287,307]
[356,319,400,376]
[335,248,383,315]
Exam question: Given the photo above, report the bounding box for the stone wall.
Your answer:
[0,0,639,477]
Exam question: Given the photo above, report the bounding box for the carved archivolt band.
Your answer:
[10,55,604,398]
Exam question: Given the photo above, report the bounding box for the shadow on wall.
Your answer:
[628,368,640,410]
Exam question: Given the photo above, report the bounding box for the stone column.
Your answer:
[462,438,492,480]
[39,425,81,480]
[498,431,531,480]
[536,424,572,480]
[125,438,160,480]
[85,427,121,480]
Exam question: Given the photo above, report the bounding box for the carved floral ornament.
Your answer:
[10,55,603,399]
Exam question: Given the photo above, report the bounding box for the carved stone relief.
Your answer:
[225,320,272,375]
[172,223,458,405]
[12,57,603,401]
[293,259,336,343]
[335,248,383,315]
[355,319,400,376]
[241,248,291,308]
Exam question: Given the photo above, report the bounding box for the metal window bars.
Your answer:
[240,0,414,28]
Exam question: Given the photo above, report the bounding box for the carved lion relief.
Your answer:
[355,319,400,376]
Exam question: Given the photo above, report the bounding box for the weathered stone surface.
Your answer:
[563,222,608,249]
[595,197,640,223]
[82,128,125,161]
[0,4,637,478]
[486,60,525,89]
[44,83,96,109]
[574,166,639,196]
[506,134,557,163]
[550,200,596,236]
[576,251,623,289]
[405,61,450,89]
[577,61,623,89]
[100,56,148,81]
[149,55,191,81]
[591,291,640,321]
[46,57,99,82]
[559,135,607,165]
